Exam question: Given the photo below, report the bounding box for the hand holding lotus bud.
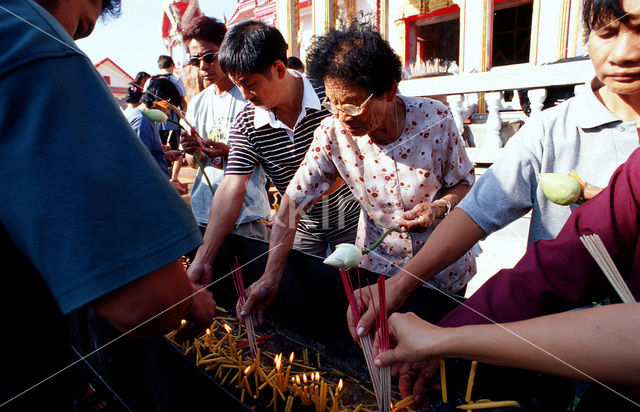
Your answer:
[323,226,400,269]
[323,243,363,269]
[538,171,604,206]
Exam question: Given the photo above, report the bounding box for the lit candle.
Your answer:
[223,323,233,350]
[284,352,294,390]
[331,379,343,412]
[274,353,283,390]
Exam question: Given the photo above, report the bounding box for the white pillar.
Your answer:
[484,91,503,148]
[528,88,547,116]
[446,94,466,139]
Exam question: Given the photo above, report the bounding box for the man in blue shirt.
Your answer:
[0,0,216,409]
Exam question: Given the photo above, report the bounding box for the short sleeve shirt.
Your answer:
[185,85,270,225]
[125,108,169,176]
[458,78,640,245]
[0,0,202,315]
[225,74,361,238]
[286,96,476,291]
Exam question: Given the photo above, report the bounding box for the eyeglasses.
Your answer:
[188,51,218,67]
[322,93,374,116]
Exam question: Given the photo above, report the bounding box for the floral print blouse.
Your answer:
[286,96,476,293]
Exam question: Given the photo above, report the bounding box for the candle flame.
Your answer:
[274,354,282,371]
[315,372,320,381]
[180,319,186,326]
[337,379,343,391]
[303,373,308,383]
[244,365,252,374]
[296,375,301,384]
[205,328,211,335]
[223,323,232,333]
[289,352,295,363]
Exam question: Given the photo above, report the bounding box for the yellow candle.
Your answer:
[243,376,254,398]
[440,359,448,403]
[465,360,478,403]
[331,379,343,412]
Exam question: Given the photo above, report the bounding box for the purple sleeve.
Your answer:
[440,147,640,327]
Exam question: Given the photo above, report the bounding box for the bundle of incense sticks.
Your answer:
[338,269,381,407]
[376,276,391,412]
[579,234,636,304]
[233,257,258,357]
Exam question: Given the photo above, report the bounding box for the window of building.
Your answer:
[492,0,533,66]
[103,75,111,85]
[416,17,459,63]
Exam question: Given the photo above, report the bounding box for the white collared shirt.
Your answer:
[253,70,321,142]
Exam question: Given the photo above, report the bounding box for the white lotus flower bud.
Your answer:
[323,243,362,269]
[142,109,168,123]
[538,173,581,206]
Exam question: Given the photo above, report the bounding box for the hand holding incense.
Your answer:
[233,258,258,357]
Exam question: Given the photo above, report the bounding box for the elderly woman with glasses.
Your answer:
[270,21,476,295]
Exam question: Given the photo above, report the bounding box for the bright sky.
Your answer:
[76,0,239,79]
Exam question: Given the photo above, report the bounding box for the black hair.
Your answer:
[183,16,227,46]
[133,71,150,85]
[218,20,288,77]
[142,77,182,108]
[306,20,401,97]
[125,72,150,104]
[158,55,175,70]
[125,84,143,104]
[286,56,305,72]
[582,0,627,34]
[100,0,121,18]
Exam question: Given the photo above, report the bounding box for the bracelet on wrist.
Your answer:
[437,198,452,218]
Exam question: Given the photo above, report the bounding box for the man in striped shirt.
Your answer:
[186,20,360,311]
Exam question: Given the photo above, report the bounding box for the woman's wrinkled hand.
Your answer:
[395,201,445,232]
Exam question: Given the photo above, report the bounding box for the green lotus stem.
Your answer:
[166,119,181,128]
[193,153,216,196]
[362,225,401,255]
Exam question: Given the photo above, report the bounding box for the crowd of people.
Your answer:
[1,0,639,410]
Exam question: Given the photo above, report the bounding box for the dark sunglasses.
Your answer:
[188,51,218,66]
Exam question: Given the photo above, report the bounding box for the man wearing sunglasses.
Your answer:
[179,16,270,241]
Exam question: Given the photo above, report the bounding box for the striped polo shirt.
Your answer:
[226,73,360,238]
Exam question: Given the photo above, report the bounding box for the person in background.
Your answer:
[178,16,270,236]
[123,71,150,111]
[373,145,640,409]
[186,21,361,316]
[349,0,640,342]
[1,0,216,410]
[154,55,187,101]
[153,55,188,150]
[286,55,305,74]
[125,77,184,184]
